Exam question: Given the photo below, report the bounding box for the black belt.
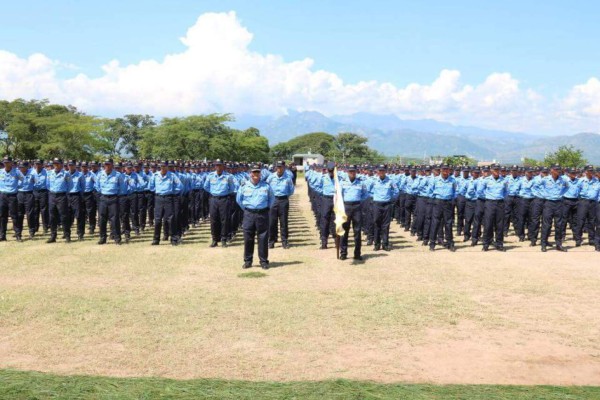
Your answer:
[322,195,333,198]
[344,201,361,205]
[50,192,66,195]
[1,192,17,196]
[546,199,562,203]
[67,192,82,196]
[245,208,268,213]
[18,191,33,194]
[157,194,174,198]
[34,189,48,193]
[373,201,391,206]
[275,195,288,200]
[212,194,229,199]
[487,199,504,202]
[563,197,578,201]
[102,194,118,198]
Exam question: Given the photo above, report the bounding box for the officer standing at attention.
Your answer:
[95,159,124,245]
[370,164,399,251]
[481,164,507,251]
[428,164,457,252]
[81,161,97,235]
[32,159,49,234]
[66,160,85,241]
[538,164,569,252]
[46,158,72,243]
[339,164,369,260]
[575,165,598,246]
[17,161,36,241]
[237,163,274,270]
[149,160,182,246]
[204,159,236,248]
[314,162,336,249]
[0,156,25,242]
[267,161,295,249]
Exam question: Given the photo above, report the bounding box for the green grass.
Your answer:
[1,370,598,400]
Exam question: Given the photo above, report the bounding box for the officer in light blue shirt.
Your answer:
[95,159,124,245]
[315,163,337,249]
[514,168,535,241]
[204,159,236,247]
[237,163,274,270]
[65,160,86,240]
[0,156,25,241]
[16,160,35,240]
[480,164,508,251]
[576,165,599,247]
[45,158,72,243]
[504,165,521,235]
[81,162,97,235]
[539,165,569,252]
[370,164,399,251]
[267,160,295,249]
[339,164,369,260]
[428,165,457,251]
[31,159,49,234]
[149,160,182,246]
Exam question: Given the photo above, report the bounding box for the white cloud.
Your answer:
[0,11,599,134]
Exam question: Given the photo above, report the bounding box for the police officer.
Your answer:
[515,168,535,242]
[95,159,124,245]
[32,159,49,234]
[539,164,569,252]
[267,161,295,249]
[17,161,36,241]
[428,164,457,251]
[66,160,85,241]
[81,161,97,235]
[575,165,597,246]
[204,159,236,248]
[149,160,182,246]
[504,165,521,235]
[0,156,25,241]
[314,162,336,249]
[370,164,399,251]
[339,164,369,260]
[236,163,274,269]
[480,164,507,251]
[46,158,72,243]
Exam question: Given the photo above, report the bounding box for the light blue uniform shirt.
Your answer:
[203,171,235,196]
[46,169,71,193]
[404,175,419,195]
[150,171,182,195]
[370,175,399,202]
[17,168,35,192]
[0,167,25,194]
[340,177,369,202]
[315,174,336,196]
[578,176,599,200]
[517,177,535,199]
[236,180,274,210]
[456,176,469,196]
[464,178,477,201]
[95,170,124,195]
[506,175,521,196]
[540,175,569,201]
[481,176,508,200]
[531,175,544,198]
[83,171,96,193]
[267,173,295,197]
[123,172,139,195]
[562,177,580,199]
[68,171,84,194]
[431,175,457,200]
[32,168,47,191]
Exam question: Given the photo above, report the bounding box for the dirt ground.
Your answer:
[0,178,599,385]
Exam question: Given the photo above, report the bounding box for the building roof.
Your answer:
[292,153,324,158]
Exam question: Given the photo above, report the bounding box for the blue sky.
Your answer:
[1,0,599,133]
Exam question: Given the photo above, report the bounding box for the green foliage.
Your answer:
[442,155,476,166]
[271,132,384,163]
[543,145,588,168]
[522,157,543,167]
[139,115,269,161]
[1,370,599,400]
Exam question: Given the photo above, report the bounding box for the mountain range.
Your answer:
[229,111,600,163]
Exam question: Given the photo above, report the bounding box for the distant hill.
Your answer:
[230,111,600,163]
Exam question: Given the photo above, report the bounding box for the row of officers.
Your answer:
[307,162,600,258]
[0,156,295,269]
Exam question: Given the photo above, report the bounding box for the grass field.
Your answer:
[1,178,599,397]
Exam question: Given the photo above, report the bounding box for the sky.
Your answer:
[1,0,599,134]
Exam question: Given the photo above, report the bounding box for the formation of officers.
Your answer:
[0,156,296,270]
[307,162,600,258]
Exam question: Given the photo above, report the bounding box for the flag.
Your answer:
[333,167,347,236]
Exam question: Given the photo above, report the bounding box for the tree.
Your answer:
[522,157,543,167]
[543,145,587,168]
[442,155,476,166]
[334,132,369,163]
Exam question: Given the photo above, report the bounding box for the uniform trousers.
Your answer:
[243,208,269,264]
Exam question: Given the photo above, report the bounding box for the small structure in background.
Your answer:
[293,152,324,171]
